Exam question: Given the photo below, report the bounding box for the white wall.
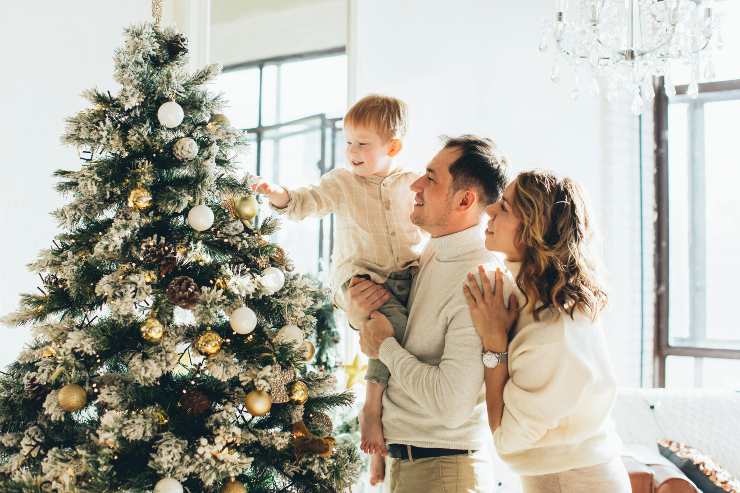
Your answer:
[210,0,347,66]
[348,0,646,387]
[0,1,153,367]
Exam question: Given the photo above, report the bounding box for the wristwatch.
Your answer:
[482,350,508,369]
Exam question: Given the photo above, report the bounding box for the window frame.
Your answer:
[652,77,740,387]
[220,47,346,275]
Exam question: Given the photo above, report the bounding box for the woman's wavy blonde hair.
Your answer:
[511,170,607,320]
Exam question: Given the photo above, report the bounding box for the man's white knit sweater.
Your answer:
[378,225,498,451]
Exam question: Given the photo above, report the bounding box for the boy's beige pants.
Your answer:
[387,450,492,493]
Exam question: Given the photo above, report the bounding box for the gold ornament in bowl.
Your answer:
[235,195,259,221]
[244,389,272,416]
[127,186,152,211]
[289,380,309,405]
[195,330,223,356]
[221,480,247,493]
[140,318,164,343]
[58,383,87,412]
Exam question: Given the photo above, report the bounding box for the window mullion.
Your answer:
[688,100,707,346]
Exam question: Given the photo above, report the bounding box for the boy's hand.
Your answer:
[251,179,290,208]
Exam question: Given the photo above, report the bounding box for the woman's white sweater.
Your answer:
[492,261,622,476]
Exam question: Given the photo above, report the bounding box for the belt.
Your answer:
[387,444,476,461]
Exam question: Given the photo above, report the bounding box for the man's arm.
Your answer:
[377,304,485,428]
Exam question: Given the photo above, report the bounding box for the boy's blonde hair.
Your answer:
[344,94,408,142]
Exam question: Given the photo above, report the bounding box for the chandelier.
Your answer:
[540,0,723,113]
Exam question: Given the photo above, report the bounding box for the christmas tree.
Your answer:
[0,20,360,493]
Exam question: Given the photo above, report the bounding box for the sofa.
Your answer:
[612,387,740,492]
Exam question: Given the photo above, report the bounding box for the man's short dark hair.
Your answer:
[443,134,508,206]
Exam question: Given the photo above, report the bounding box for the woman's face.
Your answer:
[484,181,524,261]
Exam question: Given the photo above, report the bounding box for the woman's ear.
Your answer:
[387,139,403,157]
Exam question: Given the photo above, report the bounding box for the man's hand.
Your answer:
[345,277,390,329]
[360,312,394,358]
[251,179,289,208]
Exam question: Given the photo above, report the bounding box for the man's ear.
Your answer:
[456,189,478,211]
[387,139,403,157]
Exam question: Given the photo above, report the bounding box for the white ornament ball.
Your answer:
[154,477,183,493]
[173,137,199,160]
[157,101,185,128]
[230,307,257,335]
[275,324,304,346]
[187,205,214,232]
[261,267,285,294]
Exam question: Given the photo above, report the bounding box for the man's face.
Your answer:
[409,146,461,236]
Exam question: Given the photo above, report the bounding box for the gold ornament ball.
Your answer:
[58,383,87,412]
[195,330,223,356]
[207,113,231,131]
[128,186,152,211]
[222,480,247,493]
[288,380,309,405]
[302,341,316,361]
[152,408,169,426]
[244,390,272,416]
[141,318,165,343]
[41,346,57,358]
[235,196,259,221]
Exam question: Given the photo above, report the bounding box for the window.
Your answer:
[210,49,347,280]
[652,2,740,389]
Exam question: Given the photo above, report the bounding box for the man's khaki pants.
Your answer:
[388,450,492,493]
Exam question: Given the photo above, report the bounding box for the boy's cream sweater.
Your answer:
[493,260,622,476]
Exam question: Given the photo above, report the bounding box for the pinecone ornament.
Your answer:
[221,220,245,236]
[23,377,47,402]
[140,235,177,275]
[180,389,210,416]
[305,411,333,437]
[270,246,294,272]
[166,276,200,308]
[173,137,199,161]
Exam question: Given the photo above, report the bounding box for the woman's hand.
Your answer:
[463,265,519,352]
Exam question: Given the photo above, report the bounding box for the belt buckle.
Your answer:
[406,444,414,463]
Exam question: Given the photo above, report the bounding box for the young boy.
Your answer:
[253,94,422,485]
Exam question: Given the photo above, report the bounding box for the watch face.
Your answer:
[482,352,499,368]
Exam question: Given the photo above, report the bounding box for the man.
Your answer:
[347,135,509,492]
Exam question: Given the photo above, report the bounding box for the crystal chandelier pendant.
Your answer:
[542,0,723,114]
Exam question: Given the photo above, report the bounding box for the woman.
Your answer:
[463,171,630,493]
